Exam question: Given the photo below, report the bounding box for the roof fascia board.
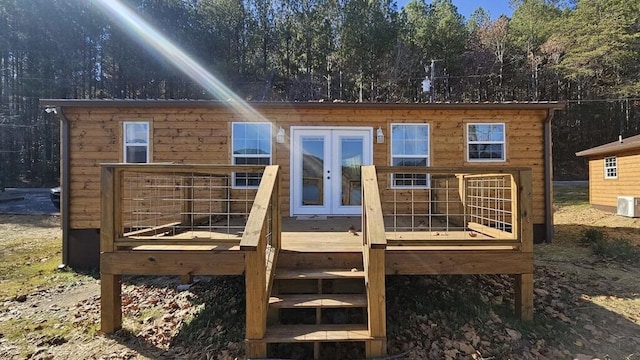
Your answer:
[39,99,566,111]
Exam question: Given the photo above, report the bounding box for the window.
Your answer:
[232,122,272,188]
[467,123,506,161]
[391,124,430,188]
[604,156,617,179]
[123,122,150,163]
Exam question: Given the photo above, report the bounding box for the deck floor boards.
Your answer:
[119,216,521,253]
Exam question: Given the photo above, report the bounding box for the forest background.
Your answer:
[0,0,639,186]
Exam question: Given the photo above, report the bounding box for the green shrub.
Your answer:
[580,229,639,265]
[591,237,638,263]
[580,228,605,246]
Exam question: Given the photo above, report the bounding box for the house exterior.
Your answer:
[576,134,640,213]
[41,99,563,270]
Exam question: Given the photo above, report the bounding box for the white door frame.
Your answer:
[290,126,373,217]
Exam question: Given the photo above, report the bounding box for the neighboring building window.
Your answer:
[391,123,430,188]
[232,122,272,188]
[123,122,150,163]
[604,156,617,179]
[467,123,506,161]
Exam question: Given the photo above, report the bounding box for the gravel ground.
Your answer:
[0,188,59,216]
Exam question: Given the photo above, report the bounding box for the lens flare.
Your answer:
[93,0,271,123]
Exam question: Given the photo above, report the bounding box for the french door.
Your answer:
[291,127,373,216]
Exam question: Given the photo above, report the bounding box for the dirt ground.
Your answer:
[0,190,639,359]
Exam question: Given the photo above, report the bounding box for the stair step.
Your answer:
[254,324,372,343]
[275,268,365,280]
[269,294,367,309]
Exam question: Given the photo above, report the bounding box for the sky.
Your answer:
[395,0,514,20]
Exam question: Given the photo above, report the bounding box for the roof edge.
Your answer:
[576,141,640,157]
[39,99,566,111]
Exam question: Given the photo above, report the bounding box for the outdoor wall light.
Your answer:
[376,127,385,144]
[276,126,285,144]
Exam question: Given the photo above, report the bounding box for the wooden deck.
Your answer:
[99,164,534,359]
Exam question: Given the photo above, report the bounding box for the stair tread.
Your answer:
[256,324,372,343]
[269,293,367,308]
[275,268,365,280]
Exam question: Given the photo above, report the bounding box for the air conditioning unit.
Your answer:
[617,196,640,218]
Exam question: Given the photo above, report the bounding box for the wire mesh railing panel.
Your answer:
[120,170,258,240]
[382,174,468,236]
[375,167,518,243]
[122,172,183,232]
[464,175,513,232]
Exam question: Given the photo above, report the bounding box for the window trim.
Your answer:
[390,123,430,189]
[604,156,617,179]
[231,122,273,189]
[466,122,506,162]
[122,121,150,163]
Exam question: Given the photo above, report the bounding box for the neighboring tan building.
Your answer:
[576,134,640,215]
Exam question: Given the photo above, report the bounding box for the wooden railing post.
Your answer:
[272,170,281,251]
[510,172,520,241]
[362,166,387,357]
[100,165,122,333]
[240,165,279,358]
[515,169,534,321]
[244,222,268,358]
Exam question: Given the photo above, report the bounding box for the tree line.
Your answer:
[0,0,639,186]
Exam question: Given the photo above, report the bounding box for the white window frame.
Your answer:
[604,156,617,179]
[466,122,506,162]
[232,122,272,189]
[390,123,430,189]
[123,121,150,163]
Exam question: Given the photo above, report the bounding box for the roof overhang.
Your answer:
[39,99,566,111]
[576,137,640,158]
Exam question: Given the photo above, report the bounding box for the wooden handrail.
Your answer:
[361,165,387,356]
[362,166,386,249]
[240,165,280,251]
[375,165,529,175]
[100,163,268,175]
[243,165,280,355]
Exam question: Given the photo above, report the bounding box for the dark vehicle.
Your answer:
[50,187,60,210]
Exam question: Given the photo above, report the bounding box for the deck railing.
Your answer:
[100,163,275,249]
[99,164,281,334]
[361,165,387,356]
[239,165,280,355]
[372,166,533,249]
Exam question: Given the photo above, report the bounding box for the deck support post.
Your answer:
[180,274,193,284]
[100,274,122,333]
[515,273,534,321]
[100,166,123,333]
[515,169,534,321]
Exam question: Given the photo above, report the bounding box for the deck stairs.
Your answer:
[260,263,374,358]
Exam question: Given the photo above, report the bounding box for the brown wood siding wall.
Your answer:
[66,106,548,229]
[588,150,640,208]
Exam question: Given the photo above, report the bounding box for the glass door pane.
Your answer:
[301,137,325,206]
[339,137,363,206]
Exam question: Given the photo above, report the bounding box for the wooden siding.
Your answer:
[65,106,548,229]
[588,150,640,208]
